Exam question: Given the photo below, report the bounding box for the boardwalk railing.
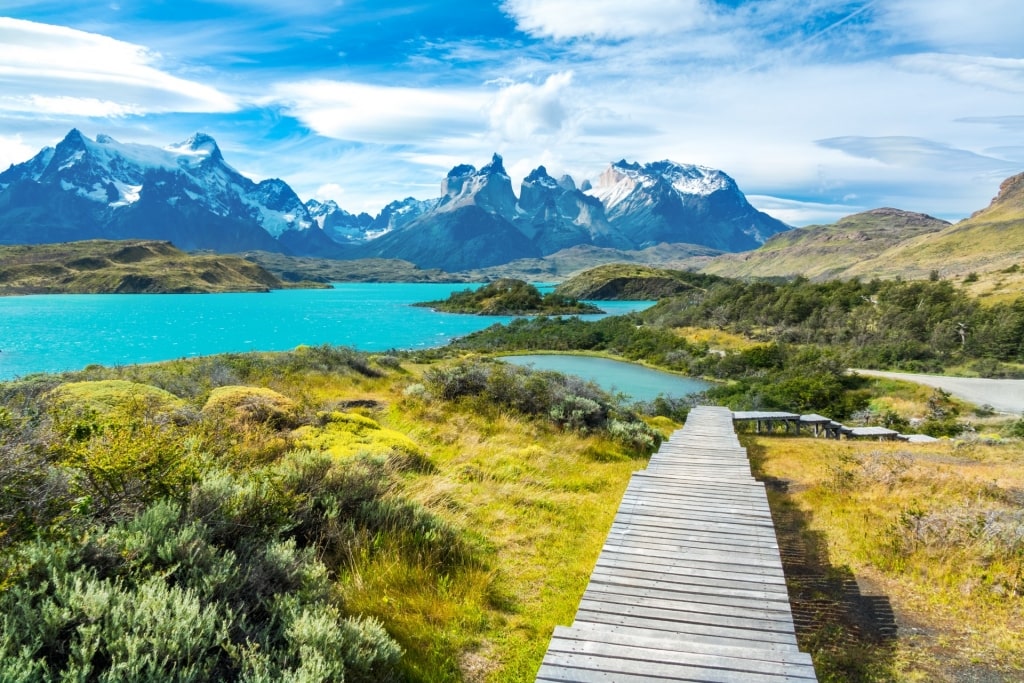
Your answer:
[536,405,818,682]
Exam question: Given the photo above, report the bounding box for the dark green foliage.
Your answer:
[415,278,601,315]
[645,275,1024,370]
[1003,418,1024,438]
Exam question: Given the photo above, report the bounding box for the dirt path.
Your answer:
[850,369,1024,414]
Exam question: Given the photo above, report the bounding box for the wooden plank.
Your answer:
[583,582,796,616]
[551,625,814,666]
[544,628,816,678]
[577,594,796,632]
[573,608,798,646]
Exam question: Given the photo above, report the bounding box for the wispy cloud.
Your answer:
[747,195,867,226]
[268,80,488,144]
[894,53,1024,94]
[816,136,1018,173]
[877,0,1022,55]
[501,0,710,39]
[0,133,37,171]
[0,18,237,116]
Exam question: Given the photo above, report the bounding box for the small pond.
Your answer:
[499,354,710,403]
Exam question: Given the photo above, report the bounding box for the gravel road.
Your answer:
[850,369,1024,414]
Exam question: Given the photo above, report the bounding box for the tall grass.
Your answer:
[748,435,1024,681]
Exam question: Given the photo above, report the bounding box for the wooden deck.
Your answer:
[536,405,817,682]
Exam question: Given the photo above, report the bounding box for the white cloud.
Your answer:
[878,0,1022,56]
[0,18,237,116]
[269,80,488,144]
[893,53,1024,94]
[815,136,1019,173]
[502,0,711,40]
[314,183,346,203]
[747,195,864,226]
[487,71,575,142]
[0,133,37,170]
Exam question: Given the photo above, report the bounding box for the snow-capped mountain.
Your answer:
[306,199,377,244]
[354,154,789,270]
[0,130,337,255]
[587,160,788,251]
[0,132,790,269]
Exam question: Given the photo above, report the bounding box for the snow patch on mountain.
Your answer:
[588,159,735,210]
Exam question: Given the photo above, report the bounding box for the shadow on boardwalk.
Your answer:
[745,439,898,682]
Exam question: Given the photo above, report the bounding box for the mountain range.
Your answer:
[0,130,790,271]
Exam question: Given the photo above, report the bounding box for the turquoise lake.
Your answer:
[500,354,710,402]
[0,284,652,381]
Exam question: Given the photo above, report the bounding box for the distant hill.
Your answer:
[555,264,722,300]
[238,252,469,283]
[702,208,951,280]
[456,243,721,282]
[0,240,303,294]
[702,172,1024,286]
[843,172,1024,280]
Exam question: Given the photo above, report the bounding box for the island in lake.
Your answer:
[413,278,603,315]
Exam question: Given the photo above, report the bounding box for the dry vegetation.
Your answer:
[747,434,1024,682]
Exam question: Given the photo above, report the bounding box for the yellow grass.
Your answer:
[234,361,662,681]
[747,435,1024,681]
[674,326,761,352]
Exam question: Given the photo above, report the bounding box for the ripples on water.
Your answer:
[0,284,652,380]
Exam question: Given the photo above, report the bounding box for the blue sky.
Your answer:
[0,0,1021,225]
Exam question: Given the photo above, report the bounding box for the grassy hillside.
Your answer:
[703,173,1024,293]
[0,240,310,294]
[751,435,1024,680]
[702,208,951,280]
[554,263,721,299]
[844,172,1024,281]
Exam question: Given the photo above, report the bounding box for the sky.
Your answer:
[0,0,1021,226]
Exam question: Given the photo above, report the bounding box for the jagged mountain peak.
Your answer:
[597,159,734,202]
[480,153,508,178]
[523,165,559,189]
[439,153,516,216]
[0,129,340,254]
[60,128,89,147]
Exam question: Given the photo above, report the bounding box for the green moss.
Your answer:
[294,412,424,459]
[48,380,184,417]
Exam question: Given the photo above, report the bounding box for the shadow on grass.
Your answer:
[745,438,898,683]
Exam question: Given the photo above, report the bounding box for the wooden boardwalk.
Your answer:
[536,406,817,682]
